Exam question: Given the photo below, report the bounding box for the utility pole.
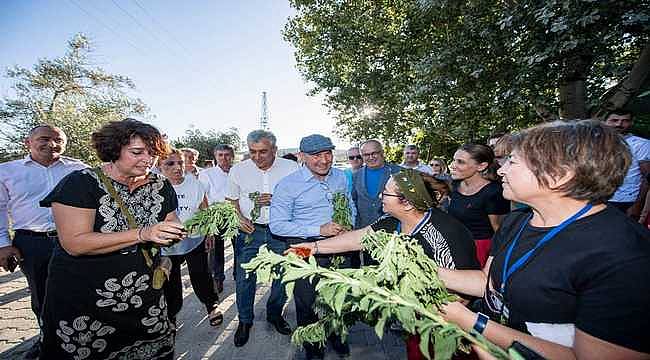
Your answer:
[260,91,269,130]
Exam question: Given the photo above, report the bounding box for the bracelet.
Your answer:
[314,240,319,255]
[472,312,489,335]
[137,227,146,243]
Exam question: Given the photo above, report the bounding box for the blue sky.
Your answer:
[0,0,349,149]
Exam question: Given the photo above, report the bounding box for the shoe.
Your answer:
[24,341,40,360]
[208,305,223,327]
[267,317,292,335]
[234,322,252,347]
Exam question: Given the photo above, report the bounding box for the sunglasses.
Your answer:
[348,155,363,160]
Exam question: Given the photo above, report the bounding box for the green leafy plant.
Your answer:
[244,191,262,245]
[332,192,352,230]
[183,202,239,242]
[243,231,510,360]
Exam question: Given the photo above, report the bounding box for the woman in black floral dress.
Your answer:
[39,119,187,359]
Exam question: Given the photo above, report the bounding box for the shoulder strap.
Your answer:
[92,167,156,268]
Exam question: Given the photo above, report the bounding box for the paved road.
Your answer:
[0,243,406,359]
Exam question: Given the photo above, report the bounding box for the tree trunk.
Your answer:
[597,42,650,119]
[558,53,593,120]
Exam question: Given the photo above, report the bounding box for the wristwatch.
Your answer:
[472,312,489,335]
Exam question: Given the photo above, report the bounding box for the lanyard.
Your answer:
[500,203,592,295]
[396,209,431,235]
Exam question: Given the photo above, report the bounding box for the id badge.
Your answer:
[500,302,510,325]
[490,290,510,325]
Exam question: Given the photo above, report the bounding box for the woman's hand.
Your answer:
[284,242,315,255]
[142,221,187,246]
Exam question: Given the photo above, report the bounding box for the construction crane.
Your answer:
[260,91,269,130]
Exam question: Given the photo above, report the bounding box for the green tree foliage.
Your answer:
[284,0,649,154]
[0,34,148,164]
[171,127,240,165]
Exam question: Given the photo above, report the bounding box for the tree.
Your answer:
[171,127,240,165]
[0,33,148,164]
[284,0,649,153]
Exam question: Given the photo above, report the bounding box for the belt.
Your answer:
[253,223,269,228]
[15,229,58,237]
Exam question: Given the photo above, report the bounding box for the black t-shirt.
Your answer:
[41,169,178,234]
[370,208,479,270]
[448,181,510,239]
[483,207,650,353]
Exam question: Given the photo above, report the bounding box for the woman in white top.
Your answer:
[159,149,223,328]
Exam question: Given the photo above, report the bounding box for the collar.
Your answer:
[22,155,67,166]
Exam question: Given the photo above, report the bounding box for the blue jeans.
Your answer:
[235,225,287,324]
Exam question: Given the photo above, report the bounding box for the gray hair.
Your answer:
[247,130,277,147]
[404,144,418,151]
[360,139,383,151]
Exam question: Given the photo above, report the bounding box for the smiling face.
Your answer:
[248,138,277,171]
[159,153,185,184]
[25,126,67,166]
[450,150,487,180]
[304,150,333,179]
[214,149,234,172]
[497,150,543,204]
[347,147,363,170]
[361,141,385,169]
[113,136,157,178]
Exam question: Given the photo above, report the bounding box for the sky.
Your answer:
[0,0,350,150]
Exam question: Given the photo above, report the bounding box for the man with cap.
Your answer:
[270,134,356,359]
[226,130,298,347]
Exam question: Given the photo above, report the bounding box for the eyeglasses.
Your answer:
[380,192,402,198]
[362,151,382,158]
[348,155,363,160]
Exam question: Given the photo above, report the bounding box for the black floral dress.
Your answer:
[39,169,178,360]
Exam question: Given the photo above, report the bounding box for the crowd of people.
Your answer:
[0,110,649,360]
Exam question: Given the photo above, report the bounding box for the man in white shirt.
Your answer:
[401,144,434,174]
[199,144,235,293]
[604,110,650,218]
[226,130,298,347]
[0,125,87,359]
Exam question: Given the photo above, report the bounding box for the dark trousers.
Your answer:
[211,235,225,282]
[163,241,219,321]
[294,254,350,355]
[13,231,56,323]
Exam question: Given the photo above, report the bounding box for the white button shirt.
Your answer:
[198,165,230,204]
[226,158,298,224]
[0,155,88,247]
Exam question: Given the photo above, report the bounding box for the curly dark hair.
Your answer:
[91,118,169,162]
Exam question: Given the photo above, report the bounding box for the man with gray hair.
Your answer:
[180,147,201,177]
[0,125,87,359]
[226,130,298,347]
[401,144,433,174]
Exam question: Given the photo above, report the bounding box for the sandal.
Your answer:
[208,305,223,326]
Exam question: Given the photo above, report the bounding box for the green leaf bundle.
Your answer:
[242,231,511,360]
[183,202,239,242]
[332,192,352,230]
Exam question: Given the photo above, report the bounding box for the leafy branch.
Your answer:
[183,202,239,242]
[243,231,511,359]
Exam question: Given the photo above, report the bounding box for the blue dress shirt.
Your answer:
[270,166,356,238]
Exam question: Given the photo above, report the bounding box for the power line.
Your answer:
[109,0,181,58]
[130,0,193,55]
[66,0,148,56]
